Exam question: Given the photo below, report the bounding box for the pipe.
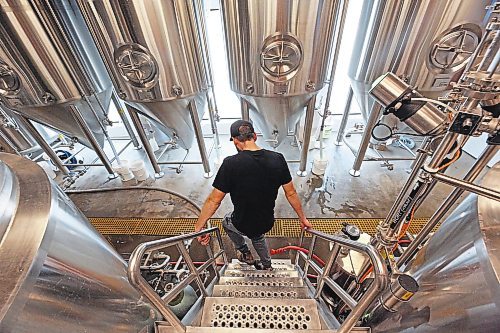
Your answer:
[16,117,70,175]
[64,186,201,213]
[397,145,499,268]
[69,105,117,179]
[112,92,141,149]
[349,104,382,177]
[188,100,213,178]
[297,95,317,177]
[319,0,350,157]
[431,171,500,201]
[381,137,431,228]
[335,88,354,146]
[127,107,164,178]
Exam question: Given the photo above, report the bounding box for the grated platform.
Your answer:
[88,217,433,237]
[223,269,299,278]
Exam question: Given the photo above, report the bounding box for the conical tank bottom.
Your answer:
[11,87,113,149]
[241,94,314,147]
[126,93,206,150]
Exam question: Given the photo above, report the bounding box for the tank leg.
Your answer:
[349,103,382,177]
[241,99,250,121]
[335,87,354,146]
[297,95,317,177]
[189,100,213,178]
[127,107,164,179]
[112,92,141,149]
[17,116,70,175]
[70,105,117,179]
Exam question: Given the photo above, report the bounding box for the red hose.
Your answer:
[270,246,326,267]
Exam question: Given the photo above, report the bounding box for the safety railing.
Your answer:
[128,227,228,333]
[295,228,389,333]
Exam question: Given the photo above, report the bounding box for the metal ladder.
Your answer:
[129,227,387,333]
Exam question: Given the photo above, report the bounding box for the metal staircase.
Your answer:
[129,228,387,333]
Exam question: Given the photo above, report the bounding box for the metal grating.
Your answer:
[212,285,308,299]
[223,270,299,278]
[218,277,304,287]
[88,217,433,237]
[201,298,321,330]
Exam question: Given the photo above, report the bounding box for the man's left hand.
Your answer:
[197,233,211,246]
[300,218,313,230]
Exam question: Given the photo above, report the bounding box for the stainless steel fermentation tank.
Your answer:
[0,153,159,332]
[0,0,113,149]
[78,0,213,177]
[220,0,339,174]
[345,0,492,176]
[369,163,500,332]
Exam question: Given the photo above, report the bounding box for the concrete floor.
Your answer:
[67,114,479,221]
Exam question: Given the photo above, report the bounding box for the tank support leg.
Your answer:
[241,99,250,121]
[127,107,164,179]
[189,100,213,178]
[70,105,117,179]
[349,103,382,177]
[297,95,317,177]
[112,92,141,149]
[335,87,354,146]
[17,116,70,175]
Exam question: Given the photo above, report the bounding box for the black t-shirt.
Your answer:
[212,149,292,238]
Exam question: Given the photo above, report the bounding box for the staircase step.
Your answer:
[212,285,308,299]
[222,269,299,278]
[226,263,296,271]
[186,328,342,333]
[230,259,292,265]
[200,297,322,330]
[218,276,304,287]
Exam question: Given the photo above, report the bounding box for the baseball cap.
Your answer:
[230,120,255,141]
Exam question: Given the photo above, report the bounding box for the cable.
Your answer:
[270,246,326,267]
[437,148,462,171]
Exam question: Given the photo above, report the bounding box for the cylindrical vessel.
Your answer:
[0,153,159,332]
[78,0,208,149]
[349,0,492,121]
[369,163,500,332]
[0,0,113,148]
[220,0,339,146]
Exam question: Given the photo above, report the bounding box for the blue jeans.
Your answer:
[222,213,271,266]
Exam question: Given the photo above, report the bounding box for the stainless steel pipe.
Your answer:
[397,144,500,268]
[431,171,500,202]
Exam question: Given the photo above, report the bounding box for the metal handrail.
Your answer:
[128,227,228,333]
[296,228,389,333]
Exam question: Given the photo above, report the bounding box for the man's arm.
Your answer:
[195,188,226,245]
[282,181,313,229]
